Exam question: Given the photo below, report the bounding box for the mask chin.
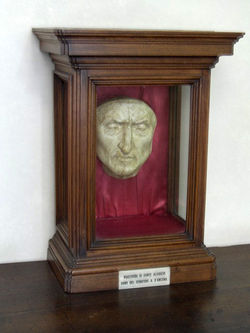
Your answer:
[102,163,140,179]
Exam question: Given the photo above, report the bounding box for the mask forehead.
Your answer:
[97,98,156,125]
[128,105,152,123]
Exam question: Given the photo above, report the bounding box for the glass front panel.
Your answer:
[177,85,191,220]
[95,85,190,240]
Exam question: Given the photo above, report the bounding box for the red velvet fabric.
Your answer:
[96,214,185,239]
[96,86,169,217]
[95,86,185,238]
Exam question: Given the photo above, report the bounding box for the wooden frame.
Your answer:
[168,86,182,217]
[33,29,243,292]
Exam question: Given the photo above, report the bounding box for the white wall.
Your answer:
[0,0,250,263]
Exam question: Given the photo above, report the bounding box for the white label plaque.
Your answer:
[119,267,171,290]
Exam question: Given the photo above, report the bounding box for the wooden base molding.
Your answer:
[48,231,216,293]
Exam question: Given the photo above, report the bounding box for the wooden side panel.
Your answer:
[54,75,68,225]
[168,86,181,216]
[186,71,211,243]
[53,66,90,257]
[66,69,89,257]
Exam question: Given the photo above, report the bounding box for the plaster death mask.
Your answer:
[96,97,157,179]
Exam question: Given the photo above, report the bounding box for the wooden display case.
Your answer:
[33,29,243,292]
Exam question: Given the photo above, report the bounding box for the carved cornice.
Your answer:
[33,28,244,58]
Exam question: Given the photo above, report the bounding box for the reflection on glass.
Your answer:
[178,85,190,220]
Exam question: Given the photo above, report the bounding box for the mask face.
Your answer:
[97,97,157,179]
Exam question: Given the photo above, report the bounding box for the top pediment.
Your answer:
[33,28,244,57]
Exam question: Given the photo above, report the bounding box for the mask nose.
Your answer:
[118,125,133,154]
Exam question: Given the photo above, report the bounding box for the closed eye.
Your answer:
[134,122,149,131]
[105,122,122,130]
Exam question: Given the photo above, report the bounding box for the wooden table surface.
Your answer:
[0,245,250,333]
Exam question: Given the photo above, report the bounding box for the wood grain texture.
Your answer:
[33,29,243,292]
[168,86,182,216]
[0,245,250,332]
[33,28,244,57]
